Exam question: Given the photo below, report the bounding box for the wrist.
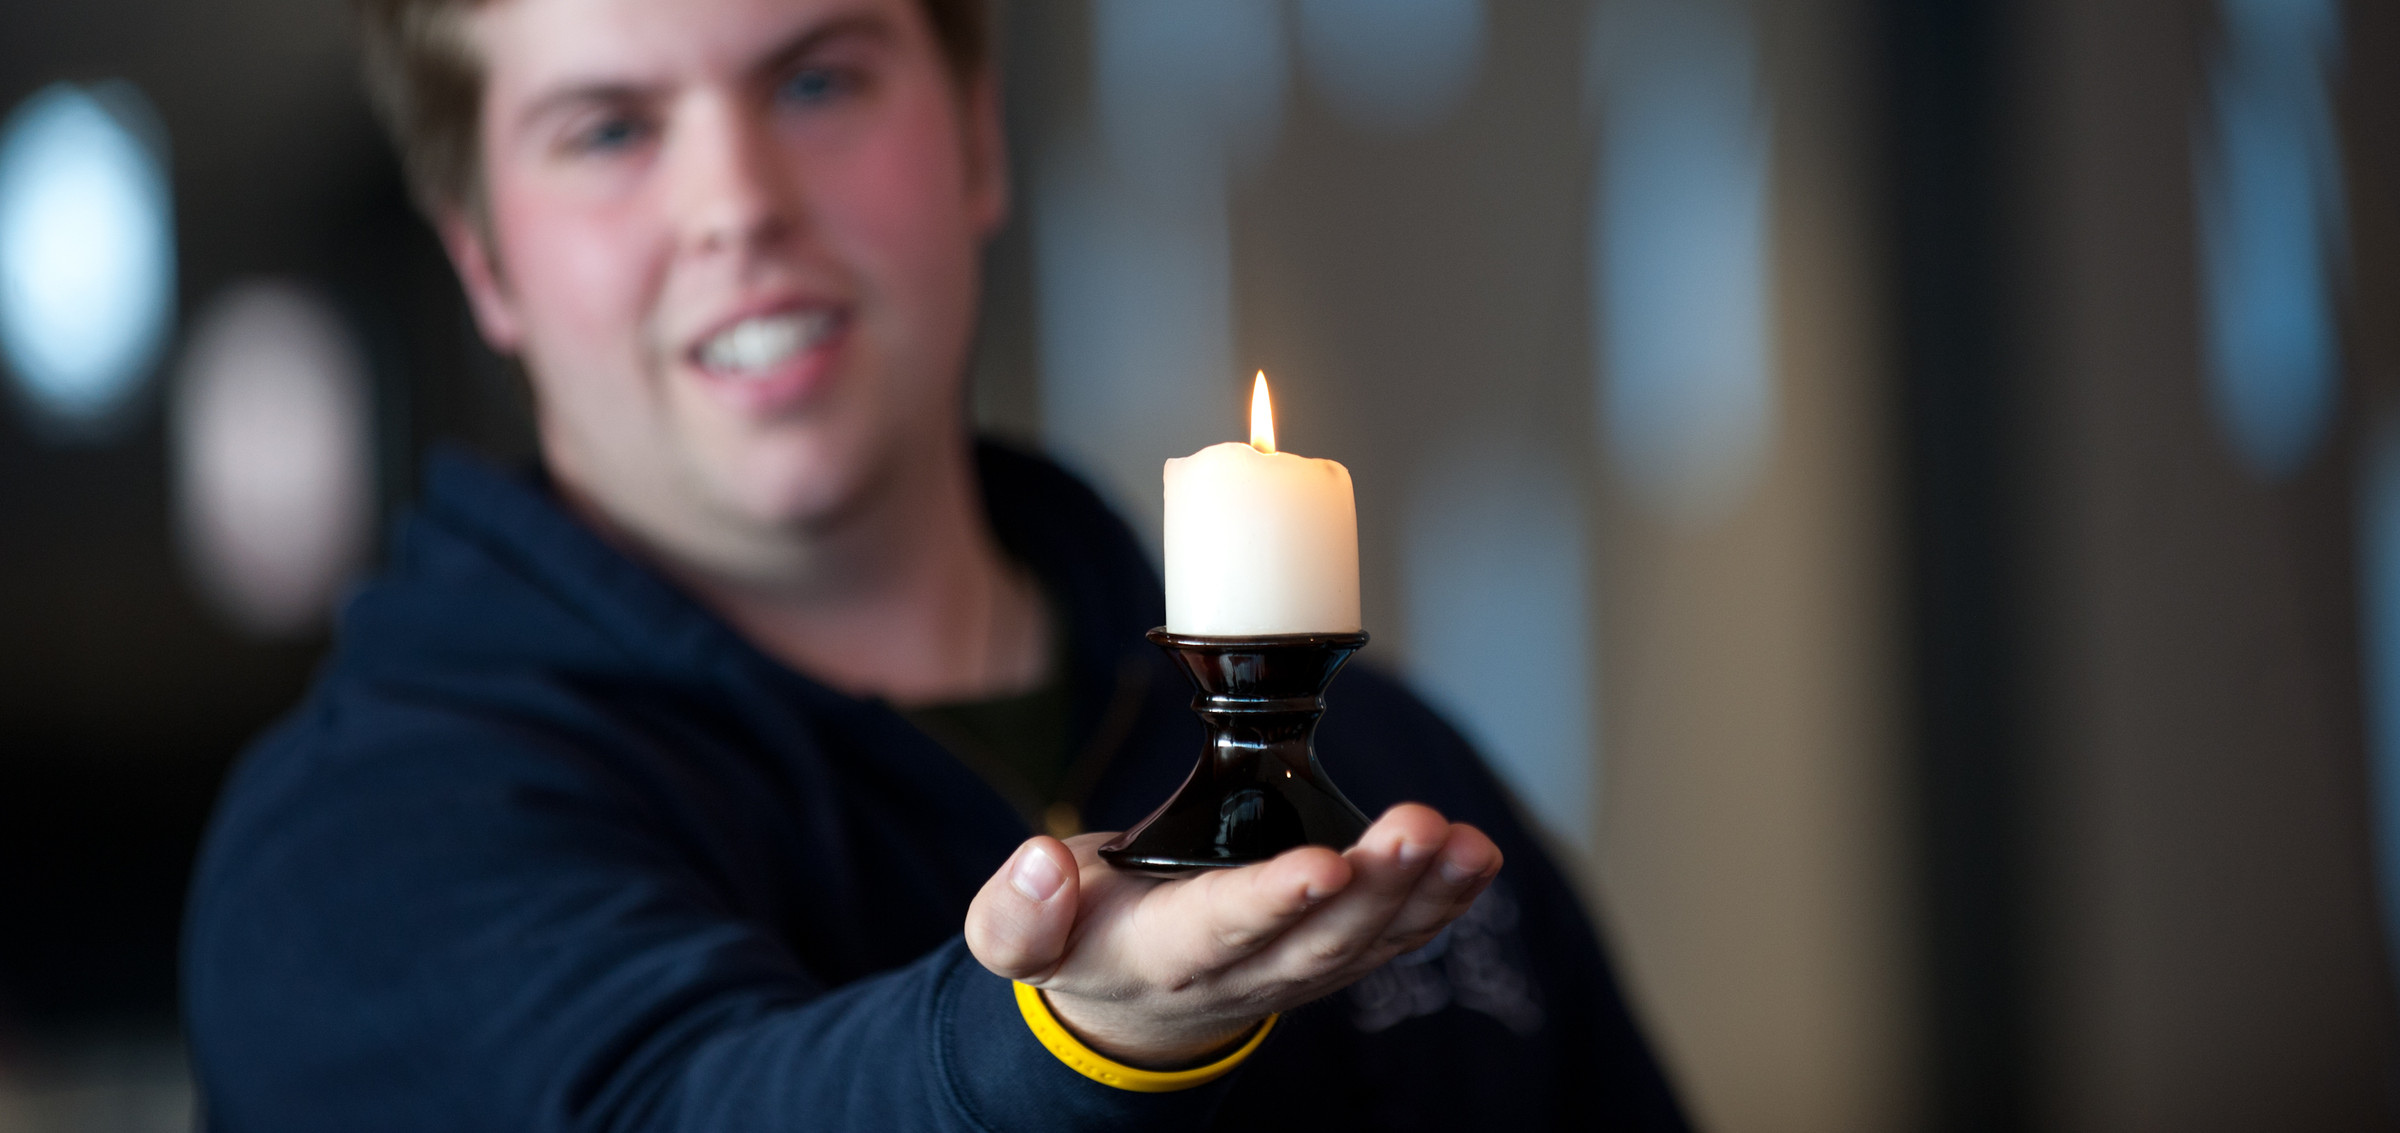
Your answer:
[1039,988,1263,1068]
[1013,982,1277,1093]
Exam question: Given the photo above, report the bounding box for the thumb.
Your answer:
[965,836,1079,982]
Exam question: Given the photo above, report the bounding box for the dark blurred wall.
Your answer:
[2016,0,2400,1127]
[0,0,525,1035]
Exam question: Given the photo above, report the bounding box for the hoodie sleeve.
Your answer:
[181,683,1237,1133]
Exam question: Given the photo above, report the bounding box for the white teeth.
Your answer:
[697,311,833,376]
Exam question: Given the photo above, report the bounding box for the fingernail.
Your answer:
[1439,856,1480,886]
[1396,839,1434,867]
[1011,847,1065,902]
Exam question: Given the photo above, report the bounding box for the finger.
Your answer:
[1157,844,1352,973]
[1233,804,1451,981]
[1373,822,1503,953]
[965,837,1080,982]
[1057,831,1129,873]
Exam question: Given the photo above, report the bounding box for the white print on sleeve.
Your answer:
[1346,880,1545,1037]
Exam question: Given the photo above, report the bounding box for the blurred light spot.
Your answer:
[171,283,374,638]
[2196,0,2344,479]
[1401,440,1597,853]
[1295,0,1486,133]
[0,82,174,433]
[1038,0,1287,543]
[2359,419,2400,992]
[1586,0,1773,520]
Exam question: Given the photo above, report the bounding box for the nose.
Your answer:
[666,94,794,260]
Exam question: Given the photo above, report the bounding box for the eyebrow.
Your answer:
[511,10,899,134]
[747,10,896,86]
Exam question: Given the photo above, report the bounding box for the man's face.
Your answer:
[451,0,1004,567]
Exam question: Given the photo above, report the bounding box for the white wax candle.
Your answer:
[1162,375,1361,635]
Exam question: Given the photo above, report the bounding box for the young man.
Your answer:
[182,0,1687,1128]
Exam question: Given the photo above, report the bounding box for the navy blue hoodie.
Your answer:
[183,442,1686,1132]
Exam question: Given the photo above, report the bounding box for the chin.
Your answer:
[707,428,885,533]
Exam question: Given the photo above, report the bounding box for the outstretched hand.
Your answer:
[964,803,1502,1067]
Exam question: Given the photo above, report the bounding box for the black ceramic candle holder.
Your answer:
[1099,628,1373,874]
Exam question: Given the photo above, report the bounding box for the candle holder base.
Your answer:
[1099,629,1373,875]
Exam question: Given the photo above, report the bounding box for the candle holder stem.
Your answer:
[1099,629,1373,874]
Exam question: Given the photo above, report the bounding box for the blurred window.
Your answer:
[1402,440,1598,853]
[2195,0,2345,478]
[1035,0,1286,540]
[1587,0,1774,521]
[1294,0,1486,133]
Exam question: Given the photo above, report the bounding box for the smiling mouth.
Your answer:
[692,310,844,378]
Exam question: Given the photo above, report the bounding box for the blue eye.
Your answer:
[779,67,850,106]
[574,116,646,153]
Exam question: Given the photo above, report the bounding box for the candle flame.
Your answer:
[1250,371,1276,453]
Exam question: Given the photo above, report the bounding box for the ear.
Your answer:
[961,71,1010,240]
[438,207,526,354]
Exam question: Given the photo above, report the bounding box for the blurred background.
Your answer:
[0,0,2393,1129]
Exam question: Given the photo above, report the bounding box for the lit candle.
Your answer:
[1163,373,1361,636]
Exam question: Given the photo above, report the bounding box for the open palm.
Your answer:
[967,803,1501,1065]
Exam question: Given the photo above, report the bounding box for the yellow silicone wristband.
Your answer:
[1012,981,1277,1093]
